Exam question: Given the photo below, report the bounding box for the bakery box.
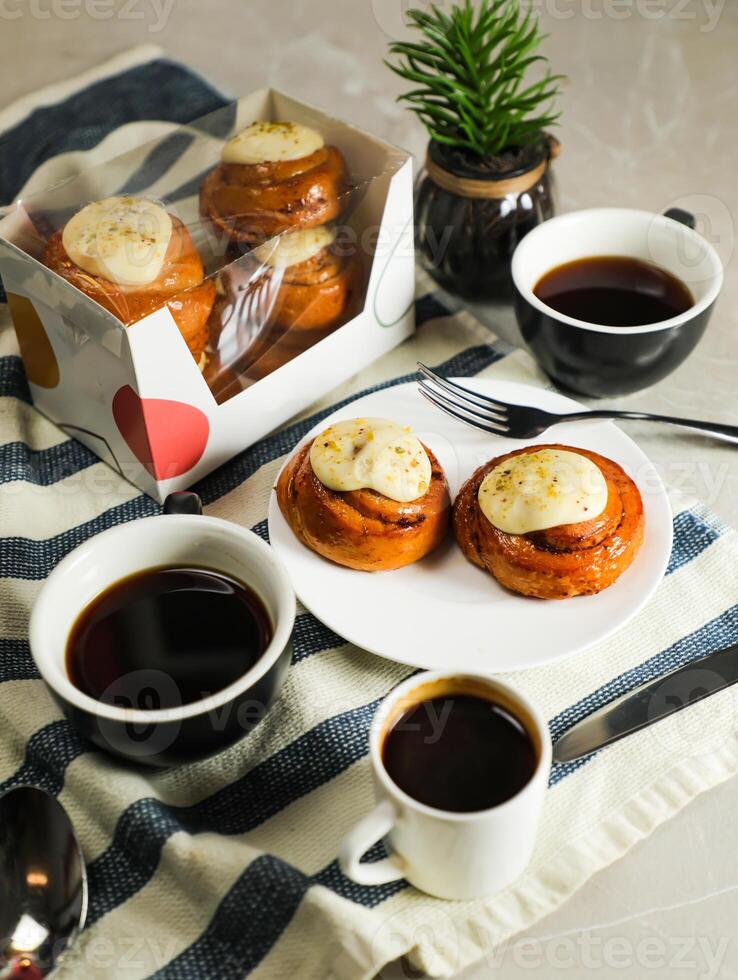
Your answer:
[0,88,415,502]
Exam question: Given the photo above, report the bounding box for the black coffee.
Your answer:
[382,692,537,812]
[534,255,693,327]
[66,567,272,710]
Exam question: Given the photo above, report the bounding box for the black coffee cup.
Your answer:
[512,207,723,397]
[29,493,295,768]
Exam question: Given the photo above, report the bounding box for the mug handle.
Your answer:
[338,800,405,886]
[663,207,695,230]
[163,492,203,516]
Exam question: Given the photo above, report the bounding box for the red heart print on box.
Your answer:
[112,385,209,480]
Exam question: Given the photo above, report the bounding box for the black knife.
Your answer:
[553,641,738,764]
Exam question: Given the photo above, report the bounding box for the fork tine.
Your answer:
[418,385,510,436]
[417,363,509,413]
[418,379,509,426]
[417,370,507,421]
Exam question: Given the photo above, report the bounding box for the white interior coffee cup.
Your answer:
[29,512,296,767]
[339,671,551,901]
[511,207,724,396]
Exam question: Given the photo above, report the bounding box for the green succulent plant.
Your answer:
[386,0,563,159]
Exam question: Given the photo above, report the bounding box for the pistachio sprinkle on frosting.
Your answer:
[478,448,607,534]
[62,196,172,286]
[310,418,432,503]
[221,121,325,164]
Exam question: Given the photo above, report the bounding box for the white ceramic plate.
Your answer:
[267,379,672,672]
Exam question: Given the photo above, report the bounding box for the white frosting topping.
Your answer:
[221,121,324,164]
[62,196,172,286]
[253,225,335,269]
[310,418,432,503]
[478,448,608,534]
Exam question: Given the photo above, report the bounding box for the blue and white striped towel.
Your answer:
[2,48,738,980]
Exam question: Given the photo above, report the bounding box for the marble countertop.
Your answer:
[2,1,738,976]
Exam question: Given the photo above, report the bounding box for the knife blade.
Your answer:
[553,641,738,764]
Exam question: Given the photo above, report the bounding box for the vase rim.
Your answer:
[428,137,549,182]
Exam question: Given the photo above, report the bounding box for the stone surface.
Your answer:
[1,2,737,975]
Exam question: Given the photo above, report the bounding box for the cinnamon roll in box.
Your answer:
[0,89,414,501]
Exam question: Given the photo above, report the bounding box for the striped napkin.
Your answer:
[2,49,738,980]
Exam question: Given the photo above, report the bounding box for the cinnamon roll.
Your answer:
[453,444,644,599]
[200,121,350,247]
[43,196,215,367]
[277,418,450,571]
[207,226,362,398]
[250,225,362,332]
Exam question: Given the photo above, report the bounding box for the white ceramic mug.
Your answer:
[339,671,551,901]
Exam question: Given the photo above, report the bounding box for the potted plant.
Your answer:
[387,0,563,300]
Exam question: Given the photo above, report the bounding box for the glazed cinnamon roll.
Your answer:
[453,445,644,599]
[277,418,450,571]
[200,121,350,247]
[250,225,362,332]
[43,196,215,367]
[206,226,362,399]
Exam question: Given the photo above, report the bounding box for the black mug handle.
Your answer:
[163,491,203,516]
[663,207,695,230]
